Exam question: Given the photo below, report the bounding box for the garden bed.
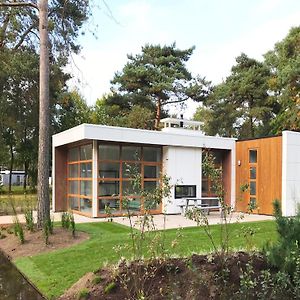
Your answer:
[0,227,89,259]
[58,252,285,300]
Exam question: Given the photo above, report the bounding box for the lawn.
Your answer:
[15,220,277,299]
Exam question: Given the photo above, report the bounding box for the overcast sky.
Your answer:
[66,0,300,118]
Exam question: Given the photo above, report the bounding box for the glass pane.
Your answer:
[175,185,197,198]
[80,144,92,160]
[99,144,120,161]
[99,198,120,214]
[144,181,158,192]
[80,163,92,178]
[143,147,161,162]
[68,164,78,178]
[69,196,79,210]
[201,180,209,195]
[68,180,78,194]
[99,162,120,178]
[144,165,160,178]
[80,180,92,196]
[122,163,141,178]
[68,148,78,162]
[99,181,120,196]
[80,198,92,214]
[250,181,256,195]
[212,151,223,165]
[80,198,93,214]
[250,167,256,179]
[122,180,140,196]
[122,146,141,161]
[122,198,141,212]
[249,150,257,163]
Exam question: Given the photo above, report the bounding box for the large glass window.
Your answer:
[67,144,93,216]
[98,143,162,216]
[248,149,258,210]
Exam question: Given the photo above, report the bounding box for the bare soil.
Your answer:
[58,252,280,300]
[0,227,89,259]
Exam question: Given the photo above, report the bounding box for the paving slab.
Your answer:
[0,211,274,230]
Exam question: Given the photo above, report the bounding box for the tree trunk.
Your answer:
[8,144,13,194]
[154,99,161,130]
[23,161,28,191]
[37,0,50,228]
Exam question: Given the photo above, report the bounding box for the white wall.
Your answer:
[282,131,300,216]
[163,146,202,214]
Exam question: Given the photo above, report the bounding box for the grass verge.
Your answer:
[14,220,277,299]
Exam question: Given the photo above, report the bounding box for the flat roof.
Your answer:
[53,124,236,150]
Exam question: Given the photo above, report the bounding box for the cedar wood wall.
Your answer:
[235,136,282,215]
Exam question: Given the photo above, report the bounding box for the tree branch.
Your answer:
[0,2,38,10]
[13,21,37,50]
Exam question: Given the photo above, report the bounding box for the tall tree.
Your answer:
[264,26,300,132]
[0,0,90,226]
[54,90,91,132]
[195,53,275,138]
[111,43,209,129]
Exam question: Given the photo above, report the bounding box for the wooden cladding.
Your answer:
[236,136,282,215]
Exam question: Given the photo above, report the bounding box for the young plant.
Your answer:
[24,207,35,232]
[105,204,114,222]
[118,162,173,299]
[13,216,25,244]
[70,212,76,238]
[185,151,232,262]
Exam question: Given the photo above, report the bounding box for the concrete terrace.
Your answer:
[0,211,274,230]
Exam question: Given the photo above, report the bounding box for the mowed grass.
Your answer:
[15,220,277,299]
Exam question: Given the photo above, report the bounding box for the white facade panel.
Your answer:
[282,131,300,216]
[163,146,202,214]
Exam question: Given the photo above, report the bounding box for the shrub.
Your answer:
[70,212,76,238]
[264,200,300,277]
[13,217,25,244]
[92,275,102,284]
[24,208,34,232]
[61,211,76,237]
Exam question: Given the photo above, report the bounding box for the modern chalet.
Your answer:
[52,119,300,218]
[52,118,236,218]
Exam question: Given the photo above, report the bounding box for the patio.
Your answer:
[0,211,274,230]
